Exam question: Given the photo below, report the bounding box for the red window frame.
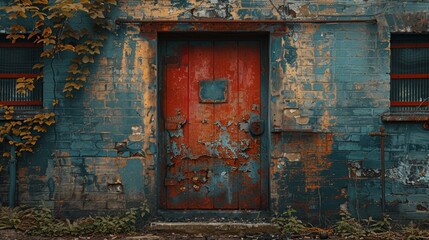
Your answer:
[0,41,43,107]
[390,42,429,108]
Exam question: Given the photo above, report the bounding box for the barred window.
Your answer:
[0,35,43,110]
[390,34,429,112]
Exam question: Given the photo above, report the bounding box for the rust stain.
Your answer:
[303,133,333,192]
[297,4,313,18]
[284,133,334,192]
[118,38,132,83]
[319,110,335,132]
[114,156,128,168]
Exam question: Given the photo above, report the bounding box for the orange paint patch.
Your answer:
[284,133,334,192]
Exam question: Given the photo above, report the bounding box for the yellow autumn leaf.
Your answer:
[12,128,20,136]
[23,118,32,123]
[33,63,44,69]
[28,31,38,40]
[33,0,48,4]
[27,84,35,91]
[33,125,46,132]
[82,55,89,63]
[40,49,53,57]
[45,118,55,126]
[42,27,52,37]
[11,24,26,33]
[68,64,80,74]
[7,34,25,43]
[11,121,22,126]
[63,87,73,92]
[77,75,87,81]
[19,148,33,153]
[35,19,44,29]
[62,44,75,51]
[16,82,26,90]
[82,68,90,75]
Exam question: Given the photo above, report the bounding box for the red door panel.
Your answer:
[238,41,261,209]
[163,39,264,210]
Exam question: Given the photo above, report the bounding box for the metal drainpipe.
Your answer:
[369,127,387,214]
[4,134,17,208]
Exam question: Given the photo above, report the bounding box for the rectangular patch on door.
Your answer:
[199,79,228,103]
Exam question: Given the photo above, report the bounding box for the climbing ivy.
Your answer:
[0,106,55,158]
[0,0,117,161]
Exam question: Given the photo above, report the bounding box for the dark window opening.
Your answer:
[390,34,429,112]
[0,35,43,110]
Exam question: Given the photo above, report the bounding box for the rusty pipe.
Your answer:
[369,127,386,214]
[115,18,377,25]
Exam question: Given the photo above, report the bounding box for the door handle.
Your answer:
[249,119,265,136]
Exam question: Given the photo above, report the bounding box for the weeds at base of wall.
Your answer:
[272,206,429,240]
[0,201,150,237]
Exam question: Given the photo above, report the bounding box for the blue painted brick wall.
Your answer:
[0,0,428,223]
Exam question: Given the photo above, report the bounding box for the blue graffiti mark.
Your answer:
[199,120,254,159]
[219,132,238,159]
[170,0,191,8]
[45,158,56,199]
[169,129,184,138]
[239,122,249,132]
[200,121,239,158]
[240,139,250,153]
[47,177,55,200]
[71,158,99,192]
[203,141,220,157]
[285,46,297,66]
[239,159,259,184]
[171,141,181,157]
[148,141,157,155]
[127,141,145,157]
[206,164,234,203]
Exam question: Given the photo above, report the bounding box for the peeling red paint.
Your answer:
[161,37,267,210]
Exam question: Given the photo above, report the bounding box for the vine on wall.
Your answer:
[0,0,117,163]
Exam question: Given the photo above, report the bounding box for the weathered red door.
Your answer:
[161,37,267,210]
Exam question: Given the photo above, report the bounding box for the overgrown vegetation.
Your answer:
[272,207,429,240]
[0,106,55,158]
[0,202,150,236]
[272,206,306,237]
[0,0,117,161]
[334,213,398,239]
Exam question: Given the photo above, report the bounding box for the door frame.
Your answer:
[157,32,270,216]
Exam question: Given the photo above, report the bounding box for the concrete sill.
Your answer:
[382,112,429,122]
[149,222,279,235]
[0,110,43,121]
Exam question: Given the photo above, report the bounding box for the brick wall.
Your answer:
[0,0,428,222]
